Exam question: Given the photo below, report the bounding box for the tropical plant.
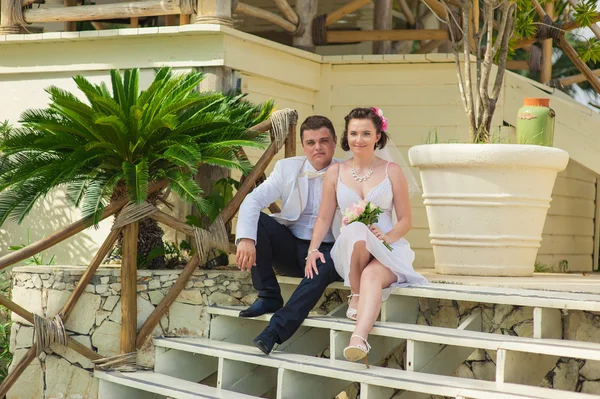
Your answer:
[439,0,600,143]
[0,67,274,267]
[8,229,56,266]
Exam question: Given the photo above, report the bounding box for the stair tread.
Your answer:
[207,305,600,361]
[153,337,595,399]
[95,370,259,399]
[276,277,600,311]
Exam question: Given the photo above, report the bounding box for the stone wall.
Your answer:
[8,266,255,399]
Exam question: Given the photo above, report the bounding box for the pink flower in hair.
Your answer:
[371,107,388,132]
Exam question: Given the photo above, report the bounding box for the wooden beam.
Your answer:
[556,32,600,93]
[272,0,299,25]
[221,141,279,224]
[327,29,448,43]
[136,254,199,349]
[23,0,181,23]
[556,68,600,86]
[236,2,298,33]
[59,228,122,321]
[374,0,393,54]
[0,180,166,270]
[120,221,139,354]
[151,210,195,236]
[64,0,77,31]
[325,0,371,26]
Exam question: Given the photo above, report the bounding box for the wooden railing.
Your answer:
[0,108,298,396]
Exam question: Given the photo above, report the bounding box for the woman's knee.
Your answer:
[361,263,383,284]
[353,240,367,253]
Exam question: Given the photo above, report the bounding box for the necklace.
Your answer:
[351,158,376,182]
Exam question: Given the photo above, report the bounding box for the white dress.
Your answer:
[331,163,428,300]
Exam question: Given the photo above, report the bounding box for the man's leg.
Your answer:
[253,242,339,354]
[240,213,300,317]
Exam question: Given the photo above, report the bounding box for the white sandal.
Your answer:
[343,334,371,368]
[346,294,359,320]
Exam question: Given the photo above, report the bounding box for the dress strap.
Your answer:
[385,161,391,178]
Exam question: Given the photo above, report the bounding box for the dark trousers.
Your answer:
[252,212,340,343]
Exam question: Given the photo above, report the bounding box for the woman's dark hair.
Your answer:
[341,107,388,151]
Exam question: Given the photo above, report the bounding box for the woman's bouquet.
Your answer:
[341,200,392,250]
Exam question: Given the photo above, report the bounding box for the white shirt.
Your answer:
[288,163,336,243]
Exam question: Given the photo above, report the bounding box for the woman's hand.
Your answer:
[304,250,324,279]
[370,225,392,245]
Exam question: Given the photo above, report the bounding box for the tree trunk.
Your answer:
[293,0,318,52]
[373,0,393,54]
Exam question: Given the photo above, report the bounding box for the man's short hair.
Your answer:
[300,115,336,142]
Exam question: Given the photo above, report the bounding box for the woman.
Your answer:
[304,107,427,367]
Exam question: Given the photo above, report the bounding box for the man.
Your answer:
[235,115,341,355]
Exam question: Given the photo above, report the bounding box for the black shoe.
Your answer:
[239,298,283,318]
[253,328,279,355]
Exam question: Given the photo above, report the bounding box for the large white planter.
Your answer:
[408,144,569,276]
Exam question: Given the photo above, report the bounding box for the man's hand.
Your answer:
[236,238,256,272]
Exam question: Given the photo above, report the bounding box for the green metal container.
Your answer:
[516,98,555,146]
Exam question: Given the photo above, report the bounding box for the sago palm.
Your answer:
[0,67,273,267]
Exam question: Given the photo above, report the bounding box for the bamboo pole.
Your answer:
[136,254,199,349]
[395,0,415,26]
[272,0,299,25]
[22,0,181,23]
[0,347,36,398]
[247,119,273,139]
[540,2,554,83]
[326,0,371,26]
[531,0,600,93]
[294,0,317,50]
[558,68,600,86]
[151,210,195,236]
[327,29,448,43]
[0,180,167,270]
[514,12,600,49]
[420,0,448,20]
[221,141,279,224]
[568,0,600,40]
[120,221,139,354]
[236,2,298,33]
[59,228,122,321]
[374,0,393,54]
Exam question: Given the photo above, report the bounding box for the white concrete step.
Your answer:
[95,370,260,399]
[277,277,600,312]
[153,337,596,399]
[207,305,600,362]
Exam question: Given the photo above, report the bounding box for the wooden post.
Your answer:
[284,118,297,158]
[293,0,318,51]
[196,0,232,25]
[373,0,393,54]
[120,221,139,354]
[540,2,554,84]
[136,254,199,349]
[0,0,20,34]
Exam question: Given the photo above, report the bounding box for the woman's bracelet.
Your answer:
[305,248,319,260]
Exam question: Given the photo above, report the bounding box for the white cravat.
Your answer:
[300,170,326,179]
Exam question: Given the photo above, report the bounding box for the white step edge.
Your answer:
[207,305,600,362]
[94,370,259,399]
[153,337,595,399]
[276,277,600,312]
